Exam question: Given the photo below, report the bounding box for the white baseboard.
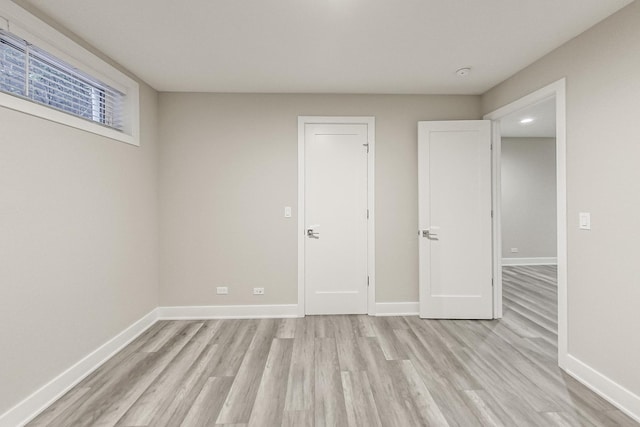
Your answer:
[565,354,640,423]
[374,302,419,316]
[157,304,300,320]
[502,257,557,266]
[0,308,159,427]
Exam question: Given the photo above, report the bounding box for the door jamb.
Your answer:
[483,78,568,368]
[297,116,376,317]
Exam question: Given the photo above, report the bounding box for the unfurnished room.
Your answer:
[1,0,639,426]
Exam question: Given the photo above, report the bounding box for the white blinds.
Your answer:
[0,29,124,131]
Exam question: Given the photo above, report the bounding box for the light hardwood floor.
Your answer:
[29,266,638,426]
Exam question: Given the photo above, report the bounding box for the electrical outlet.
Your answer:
[216,287,228,295]
[253,287,265,295]
[510,248,519,253]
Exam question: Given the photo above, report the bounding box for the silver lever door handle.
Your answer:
[307,228,320,239]
[421,229,439,239]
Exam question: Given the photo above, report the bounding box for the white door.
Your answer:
[304,122,369,315]
[418,120,493,319]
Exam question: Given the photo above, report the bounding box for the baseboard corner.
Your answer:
[565,354,640,423]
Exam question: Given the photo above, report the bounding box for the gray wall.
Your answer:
[158,94,481,306]
[0,5,160,415]
[483,0,640,398]
[0,84,159,415]
[501,138,557,259]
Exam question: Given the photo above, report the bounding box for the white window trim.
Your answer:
[0,0,140,146]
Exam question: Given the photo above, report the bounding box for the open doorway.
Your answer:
[500,97,558,353]
[484,79,568,368]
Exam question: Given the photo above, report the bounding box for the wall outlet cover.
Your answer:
[216,286,229,295]
[253,287,265,295]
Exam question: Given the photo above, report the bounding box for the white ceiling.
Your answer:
[21,0,633,94]
[501,97,556,138]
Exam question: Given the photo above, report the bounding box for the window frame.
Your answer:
[0,1,140,146]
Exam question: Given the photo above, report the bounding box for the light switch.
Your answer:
[579,212,591,230]
[284,206,292,218]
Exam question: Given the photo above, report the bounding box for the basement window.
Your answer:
[1,30,125,131]
[0,3,139,145]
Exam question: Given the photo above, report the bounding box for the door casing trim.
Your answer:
[483,78,567,368]
[297,116,376,316]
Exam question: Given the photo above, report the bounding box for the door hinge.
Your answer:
[491,210,494,218]
[367,276,370,287]
[363,143,369,153]
[367,209,369,219]
[491,278,494,287]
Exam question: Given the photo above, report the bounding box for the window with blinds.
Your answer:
[0,29,124,131]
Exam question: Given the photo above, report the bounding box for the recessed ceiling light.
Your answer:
[520,117,535,124]
[455,67,471,77]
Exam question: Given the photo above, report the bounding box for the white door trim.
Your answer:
[297,116,376,317]
[483,78,568,368]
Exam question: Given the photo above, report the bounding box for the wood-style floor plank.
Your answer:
[247,338,293,427]
[370,316,408,360]
[146,342,222,426]
[461,389,510,427]
[284,317,315,412]
[117,322,213,425]
[332,315,367,372]
[27,387,91,427]
[216,319,277,424]
[356,335,424,426]
[341,370,382,427]
[179,376,233,427]
[281,410,313,427]
[314,337,349,426]
[28,266,639,426]
[395,359,450,426]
